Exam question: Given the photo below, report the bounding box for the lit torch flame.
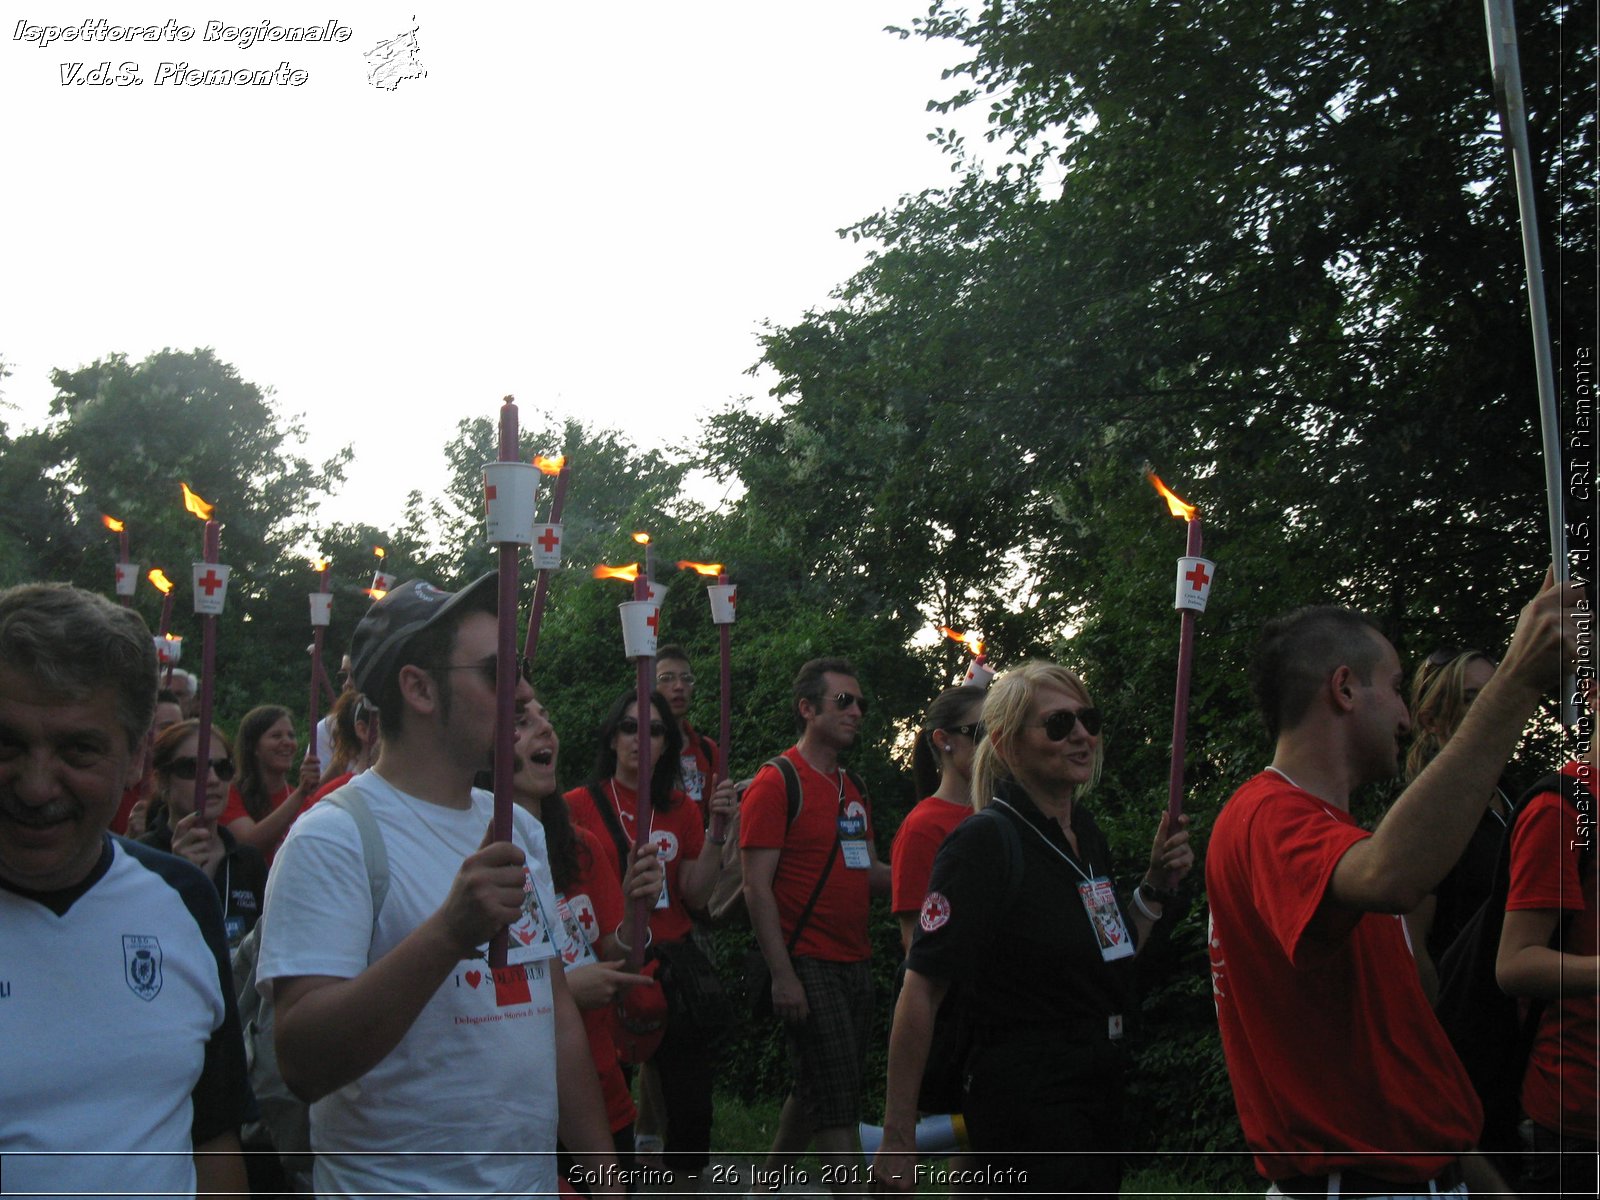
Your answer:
[593,562,641,583]
[938,626,986,657]
[678,561,723,577]
[534,454,567,475]
[180,483,215,521]
[148,569,174,594]
[373,546,386,560]
[311,556,332,572]
[163,633,182,644]
[632,532,651,547]
[366,587,389,601]
[101,514,125,533]
[1145,470,1197,522]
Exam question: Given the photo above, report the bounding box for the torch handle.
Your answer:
[711,621,733,842]
[309,628,325,760]
[489,547,520,971]
[628,649,654,971]
[193,613,218,830]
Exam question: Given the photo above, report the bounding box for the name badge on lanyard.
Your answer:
[1078,876,1135,962]
[838,810,870,870]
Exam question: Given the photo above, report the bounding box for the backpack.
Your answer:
[702,756,868,927]
[231,788,390,1186]
[1433,771,1594,1153]
[901,802,1024,1113]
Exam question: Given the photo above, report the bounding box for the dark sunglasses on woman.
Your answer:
[619,717,667,738]
[167,756,237,781]
[1037,707,1102,741]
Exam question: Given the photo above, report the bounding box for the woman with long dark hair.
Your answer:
[875,663,1192,1199]
[891,685,986,954]
[512,695,661,1168]
[564,690,736,1184]
[219,704,321,862]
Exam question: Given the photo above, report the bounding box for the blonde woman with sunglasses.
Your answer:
[875,662,1192,1199]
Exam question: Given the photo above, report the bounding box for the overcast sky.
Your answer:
[1,1,996,526]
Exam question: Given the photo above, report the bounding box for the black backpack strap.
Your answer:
[766,756,838,953]
[588,783,631,878]
[973,804,1025,915]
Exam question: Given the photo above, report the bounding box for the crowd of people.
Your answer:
[0,567,1591,1199]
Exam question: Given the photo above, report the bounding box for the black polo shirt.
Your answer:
[906,780,1137,1033]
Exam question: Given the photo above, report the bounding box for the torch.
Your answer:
[938,626,993,689]
[597,548,662,968]
[681,561,736,839]
[308,557,333,760]
[523,454,569,666]
[182,483,228,829]
[1146,471,1216,851]
[1482,0,1576,725]
[149,569,177,679]
[368,546,395,602]
[482,397,538,969]
[103,515,137,606]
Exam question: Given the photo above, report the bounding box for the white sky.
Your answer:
[1,1,995,527]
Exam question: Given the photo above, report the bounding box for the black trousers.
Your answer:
[962,1032,1128,1200]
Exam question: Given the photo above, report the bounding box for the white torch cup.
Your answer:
[483,461,538,545]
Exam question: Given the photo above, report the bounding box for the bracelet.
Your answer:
[1130,887,1162,923]
[613,924,653,953]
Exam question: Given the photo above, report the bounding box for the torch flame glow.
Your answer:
[632,532,651,546]
[534,454,567,475]
[938,626,986,657]
[163,633,181,644]
[1145,471,1197,522]
[677,561,723,577]
[373,546,386,560]
[179,483,215,521]
[593,562,641,583]
[101,514,125,533]
[311,556,332,572]
[148,569,174,594]
[366,586,389,600]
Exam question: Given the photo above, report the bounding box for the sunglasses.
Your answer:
[167,756,236,781]
[830,692,869,715]
[440,655,534,687]
[1035,707,1102,741]
[619,718,667,738]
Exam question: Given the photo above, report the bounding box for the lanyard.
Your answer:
[991,797,1094,885]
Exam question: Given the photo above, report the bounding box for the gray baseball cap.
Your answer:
[349,573,499,698]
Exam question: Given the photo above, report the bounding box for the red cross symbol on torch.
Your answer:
[1186,561,1211,590]
[197,568,224,597]
[538,527,560,554]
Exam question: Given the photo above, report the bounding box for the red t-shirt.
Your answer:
[565,782,705,946]
[890,794,971,916]
[220,782,293,861]
[1506,761,1598,1136]
[739,747,873,963]
[558,824,635,1135]
[1206,770,1481,1181]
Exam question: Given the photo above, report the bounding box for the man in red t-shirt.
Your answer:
[1207,575,1581,1196]
[654,645,718,819]
[1498,675,1599,1195]
[741,656,889,1196]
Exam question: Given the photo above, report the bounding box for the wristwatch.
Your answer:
[1138,879,1177,907]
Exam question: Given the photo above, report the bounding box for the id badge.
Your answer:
[1077,876,1134,962]
[655,874,670,910]
[838,810,870,869]
[507,866,559,964]
[841,840,871,869]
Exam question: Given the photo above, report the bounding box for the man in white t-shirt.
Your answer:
[259,574,618,1197]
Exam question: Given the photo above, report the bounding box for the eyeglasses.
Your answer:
[942,723,983,740]
[830,692,869,715]
[619,718,668,738]
[166,756,236,781]
[1034,707,1102,741]
[439,656,534,687]
[656,671,695,686]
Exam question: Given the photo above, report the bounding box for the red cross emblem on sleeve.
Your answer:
[1185,561,1211,590]
[197,568,224,597]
